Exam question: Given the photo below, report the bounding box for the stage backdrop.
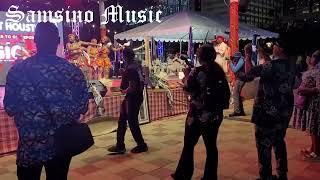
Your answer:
[0,11,64,86]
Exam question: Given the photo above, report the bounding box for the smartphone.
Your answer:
[178,72,185,80]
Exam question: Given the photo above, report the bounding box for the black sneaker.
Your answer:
[171,173,188,180]
[131,144,148,153]
[278,175,288,180]
[229,112,246,117]
[107,145,126,154]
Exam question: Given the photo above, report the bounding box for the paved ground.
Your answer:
[1,101,320,180]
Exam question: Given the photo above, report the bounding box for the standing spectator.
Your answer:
[291,55,310,142]
[4,22,89,180]
[294,50,320,159]
[171,44,230,180]
[229,50,247,117]
[240,40,296,180]
[108,48,148,154]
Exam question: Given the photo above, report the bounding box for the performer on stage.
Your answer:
[99,36,122,79]
[87,38,100,80]
[66,33,100,79]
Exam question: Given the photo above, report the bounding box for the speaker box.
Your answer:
[88,80,108,99]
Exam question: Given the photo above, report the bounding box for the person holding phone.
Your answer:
[172,44,230,180]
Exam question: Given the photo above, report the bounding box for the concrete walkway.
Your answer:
[1,111,320,180]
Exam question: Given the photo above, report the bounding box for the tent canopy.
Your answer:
[115,11,278,42]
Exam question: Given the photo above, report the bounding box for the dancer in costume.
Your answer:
[98,36,123,79]
[87,38,100,80]
[66,34,99,79]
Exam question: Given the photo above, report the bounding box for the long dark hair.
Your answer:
[197,44,226,79]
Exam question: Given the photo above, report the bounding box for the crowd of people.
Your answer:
[3,22,320,180]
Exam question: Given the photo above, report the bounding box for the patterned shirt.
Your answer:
[184,63,230,124]
[240,59,296,128]
[4,55,89,167]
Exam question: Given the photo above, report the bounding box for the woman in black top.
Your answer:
[172,44,230,180]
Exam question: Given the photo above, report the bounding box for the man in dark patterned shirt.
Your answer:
[4,22,89,180]
[240,41,295,180]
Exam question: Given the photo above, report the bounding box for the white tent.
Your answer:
[115,11,279,42]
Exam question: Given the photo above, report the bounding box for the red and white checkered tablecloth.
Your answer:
[0,88,187,155]
[148,88,188,121]
[0,110,18,155]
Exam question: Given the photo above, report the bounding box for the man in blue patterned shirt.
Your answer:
[4,22,89,180]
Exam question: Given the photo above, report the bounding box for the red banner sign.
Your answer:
[0,33,36,61]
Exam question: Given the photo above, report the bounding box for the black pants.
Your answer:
[17,156,72,180]
[116,94,146,148]
[255,125,288,179]
[174,112,223,180]
[233,79,245,113]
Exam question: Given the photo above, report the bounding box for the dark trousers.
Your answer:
[174,112,223,180]
[255,125,288,179]
[17,156,72,180]
[233,80,245,113]
[116,94,146,148]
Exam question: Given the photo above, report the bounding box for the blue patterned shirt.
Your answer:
[4,55,89,167]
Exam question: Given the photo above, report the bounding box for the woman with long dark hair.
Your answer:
[171,44,230,180]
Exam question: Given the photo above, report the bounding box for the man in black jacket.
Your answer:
[108,48,148,154]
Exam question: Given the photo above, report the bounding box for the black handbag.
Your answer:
[33,57,94,157]
[54,122,94,157]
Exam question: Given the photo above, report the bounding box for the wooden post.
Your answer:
[144,37,152,70]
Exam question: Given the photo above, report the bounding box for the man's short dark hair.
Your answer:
[123,47,135,61]
[197,44,217,63]
[34,22,60,52]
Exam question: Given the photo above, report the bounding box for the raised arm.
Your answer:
[66,43,79,51]
[79,41,100,47]
[239,64,265,82]
[229,58,244,73]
